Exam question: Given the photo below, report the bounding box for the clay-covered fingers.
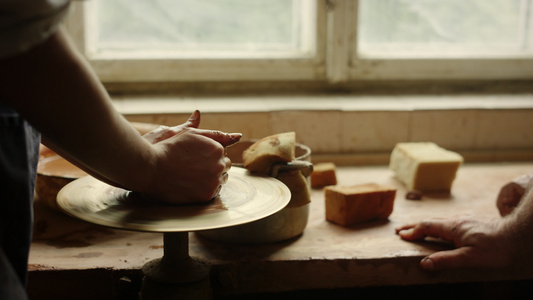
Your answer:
[142,125,172,144]
[211,185,223,199]
[222,156,232,172]
[194,129,242,148]
[144,110,241,147]
[212,157,231,199]
[140,115,241,204]
[142,110,203,144]
[221,170,229,184]
[184,109,201,128]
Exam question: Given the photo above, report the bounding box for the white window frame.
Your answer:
[64,0,533,84]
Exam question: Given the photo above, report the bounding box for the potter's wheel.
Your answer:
[56,166,291,299]
[57,167,291,232]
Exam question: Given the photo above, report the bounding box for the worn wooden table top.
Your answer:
[29,162,533,296]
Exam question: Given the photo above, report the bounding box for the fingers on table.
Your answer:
[396,219,456,242]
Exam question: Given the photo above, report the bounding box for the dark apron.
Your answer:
[0,100,40,300]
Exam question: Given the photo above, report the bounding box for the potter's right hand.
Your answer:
[139,110,242,204]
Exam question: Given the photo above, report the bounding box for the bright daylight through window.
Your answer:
[89,0,314,58]
[358,0,532,58]
[68,0,532,82]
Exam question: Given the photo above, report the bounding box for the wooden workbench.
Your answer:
[27,162,533,299]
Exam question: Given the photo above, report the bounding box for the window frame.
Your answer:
[329,0,533,81]
[64,0,326,82]
[64,0,533,84]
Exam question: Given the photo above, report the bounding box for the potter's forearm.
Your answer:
[0,27,156,191]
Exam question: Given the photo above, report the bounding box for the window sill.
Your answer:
[113,94,533,114]
[115,94,533,165]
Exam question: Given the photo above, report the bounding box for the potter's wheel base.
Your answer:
[142,257,209,284]
[140,232,211,300]
[141,277,211,300]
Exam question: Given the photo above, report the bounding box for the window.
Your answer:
[91,0,315,59]
[359,0,532,58]
[64,0,533,84]
[350,0,533,80]
[65,0,322,82]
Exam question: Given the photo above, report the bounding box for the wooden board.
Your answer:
[29,162,533,296]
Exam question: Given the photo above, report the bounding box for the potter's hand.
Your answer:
[141,110,241,204]
[496,173,533,216]
[395,216,516,271]
[142,110,204,144]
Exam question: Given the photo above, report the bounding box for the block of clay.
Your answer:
[389,142,463,192]
[325,183,396,226]
[311,162,337,188]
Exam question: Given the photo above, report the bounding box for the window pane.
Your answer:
[91,0,313,58]
[358,0,533,57]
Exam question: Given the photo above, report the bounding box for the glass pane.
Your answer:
[91,0,312,57]
[358,0,533,57]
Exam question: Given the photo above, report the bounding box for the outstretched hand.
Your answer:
[140,110,242,204]
[395,216,517,271]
